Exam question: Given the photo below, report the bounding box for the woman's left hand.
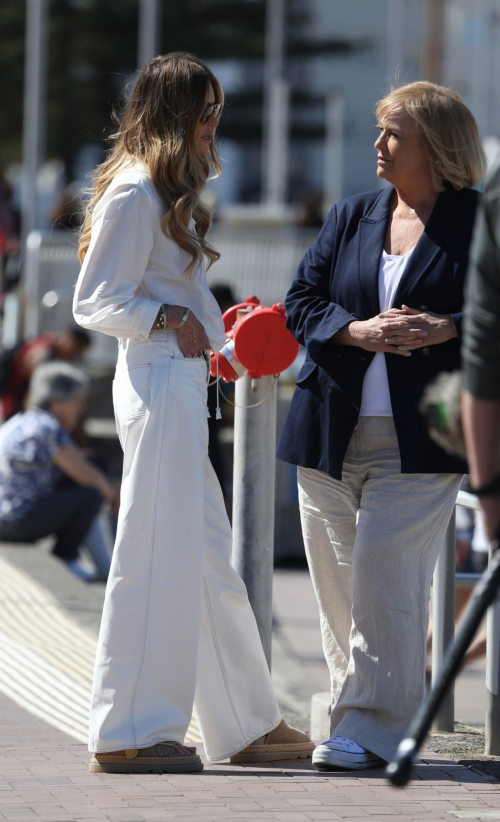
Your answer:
[378,305,457,351]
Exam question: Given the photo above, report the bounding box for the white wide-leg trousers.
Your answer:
[88,333,281,760]
[297,416,462,763]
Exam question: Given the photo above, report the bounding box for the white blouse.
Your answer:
[359,247,414,417]
[73,166,226,352]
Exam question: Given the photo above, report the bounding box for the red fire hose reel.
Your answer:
[210,295,299,382]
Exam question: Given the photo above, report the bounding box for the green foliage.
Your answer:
[0,0,365,177]
[0,4,26,165]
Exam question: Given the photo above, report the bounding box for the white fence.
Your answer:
[23,226,317,368]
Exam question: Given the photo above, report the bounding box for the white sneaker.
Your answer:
[312,736,385,770]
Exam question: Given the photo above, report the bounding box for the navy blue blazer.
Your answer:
[277,185,479,479]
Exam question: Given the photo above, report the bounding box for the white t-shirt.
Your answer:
[359,247,414,416]
[73,166,226,352]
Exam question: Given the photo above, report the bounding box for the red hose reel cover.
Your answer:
[222,294,260,333]
[233,303,299,379]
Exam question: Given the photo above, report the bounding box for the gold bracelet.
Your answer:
[177,308,191,329]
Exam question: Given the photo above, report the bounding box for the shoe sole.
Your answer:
[230,748,314,763]
[312,752,384,771]
[89,761,204,774]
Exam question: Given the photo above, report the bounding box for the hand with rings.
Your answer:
[155,305,209,357]
[177,311,209,357]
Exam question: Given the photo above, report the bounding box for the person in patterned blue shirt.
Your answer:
[0,362,118,579]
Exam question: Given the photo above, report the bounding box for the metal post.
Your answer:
[431,508,456,732]
[386,0,407,84]
[21,0,48,257]
[420,0,444,83]
[323,91,344,214]
[232,375,277,669]
[485,541,500,754]
[469,0,495,141]
[138,0,161,69]
[262,0,288,208]
[266,77,289,208]
[23,231,43,339]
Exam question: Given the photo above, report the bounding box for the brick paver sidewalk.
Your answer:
[2,693,500,822]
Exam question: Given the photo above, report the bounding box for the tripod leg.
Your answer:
[486,541,500,754]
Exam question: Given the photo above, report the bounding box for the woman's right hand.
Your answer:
[333,315,427,356]
[152,305,210,357]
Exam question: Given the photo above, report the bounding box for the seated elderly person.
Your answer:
[0,362,118,580]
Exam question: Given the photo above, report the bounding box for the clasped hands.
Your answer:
[349,305,456,357]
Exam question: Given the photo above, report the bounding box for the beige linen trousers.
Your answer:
[298,416,461,763]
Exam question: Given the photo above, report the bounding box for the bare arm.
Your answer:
[462,391,500,541]
[52,444,117,504]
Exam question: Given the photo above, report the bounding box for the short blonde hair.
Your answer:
[376,81,487,192]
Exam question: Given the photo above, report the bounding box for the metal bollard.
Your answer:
[232,374,277,670]
[431,508,456,732]
[486,541,500,755]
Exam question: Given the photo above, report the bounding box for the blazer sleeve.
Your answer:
[73,182,161,340]
[285,206,355,353]
[450,311,463,340]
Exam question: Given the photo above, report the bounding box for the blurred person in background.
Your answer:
[458,152,500,682]
[0,326,91,422]
[462,153,500,544]
[296,192,324,229]
[0,362,117,581]
[73,52,312,775]
[50,181,85,231]
[0,170,21,303]
[278,82,486,770]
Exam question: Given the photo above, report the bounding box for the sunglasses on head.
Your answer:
[200,103,222,125]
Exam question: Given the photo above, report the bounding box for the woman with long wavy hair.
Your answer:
[73,52,313,775]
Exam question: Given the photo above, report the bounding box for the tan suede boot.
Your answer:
[89,742,203,774]
[229,719,315,763]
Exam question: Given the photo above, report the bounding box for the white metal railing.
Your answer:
[432,491,500,755]
[23,231,118,369]
[21,227,317,369]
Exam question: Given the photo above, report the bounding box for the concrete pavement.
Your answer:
[0,546,498,821]
[1,689,499,822]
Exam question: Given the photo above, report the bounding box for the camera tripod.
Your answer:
[386,541,500,787]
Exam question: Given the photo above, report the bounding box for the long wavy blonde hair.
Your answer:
[79,52,224,274]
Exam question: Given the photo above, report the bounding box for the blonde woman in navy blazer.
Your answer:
[278,82,486,770]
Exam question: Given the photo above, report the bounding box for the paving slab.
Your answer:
[0,549,498,820]
[0,688,498,822]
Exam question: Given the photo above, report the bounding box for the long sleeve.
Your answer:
[73,181,161,340]
[284,206,354,353]
[450,311,463,340]
[463,160,500,399]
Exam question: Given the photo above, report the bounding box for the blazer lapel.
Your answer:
[392,189,458,308]
[357,186,393,318]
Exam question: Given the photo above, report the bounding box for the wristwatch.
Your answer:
[157,304,168,331]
